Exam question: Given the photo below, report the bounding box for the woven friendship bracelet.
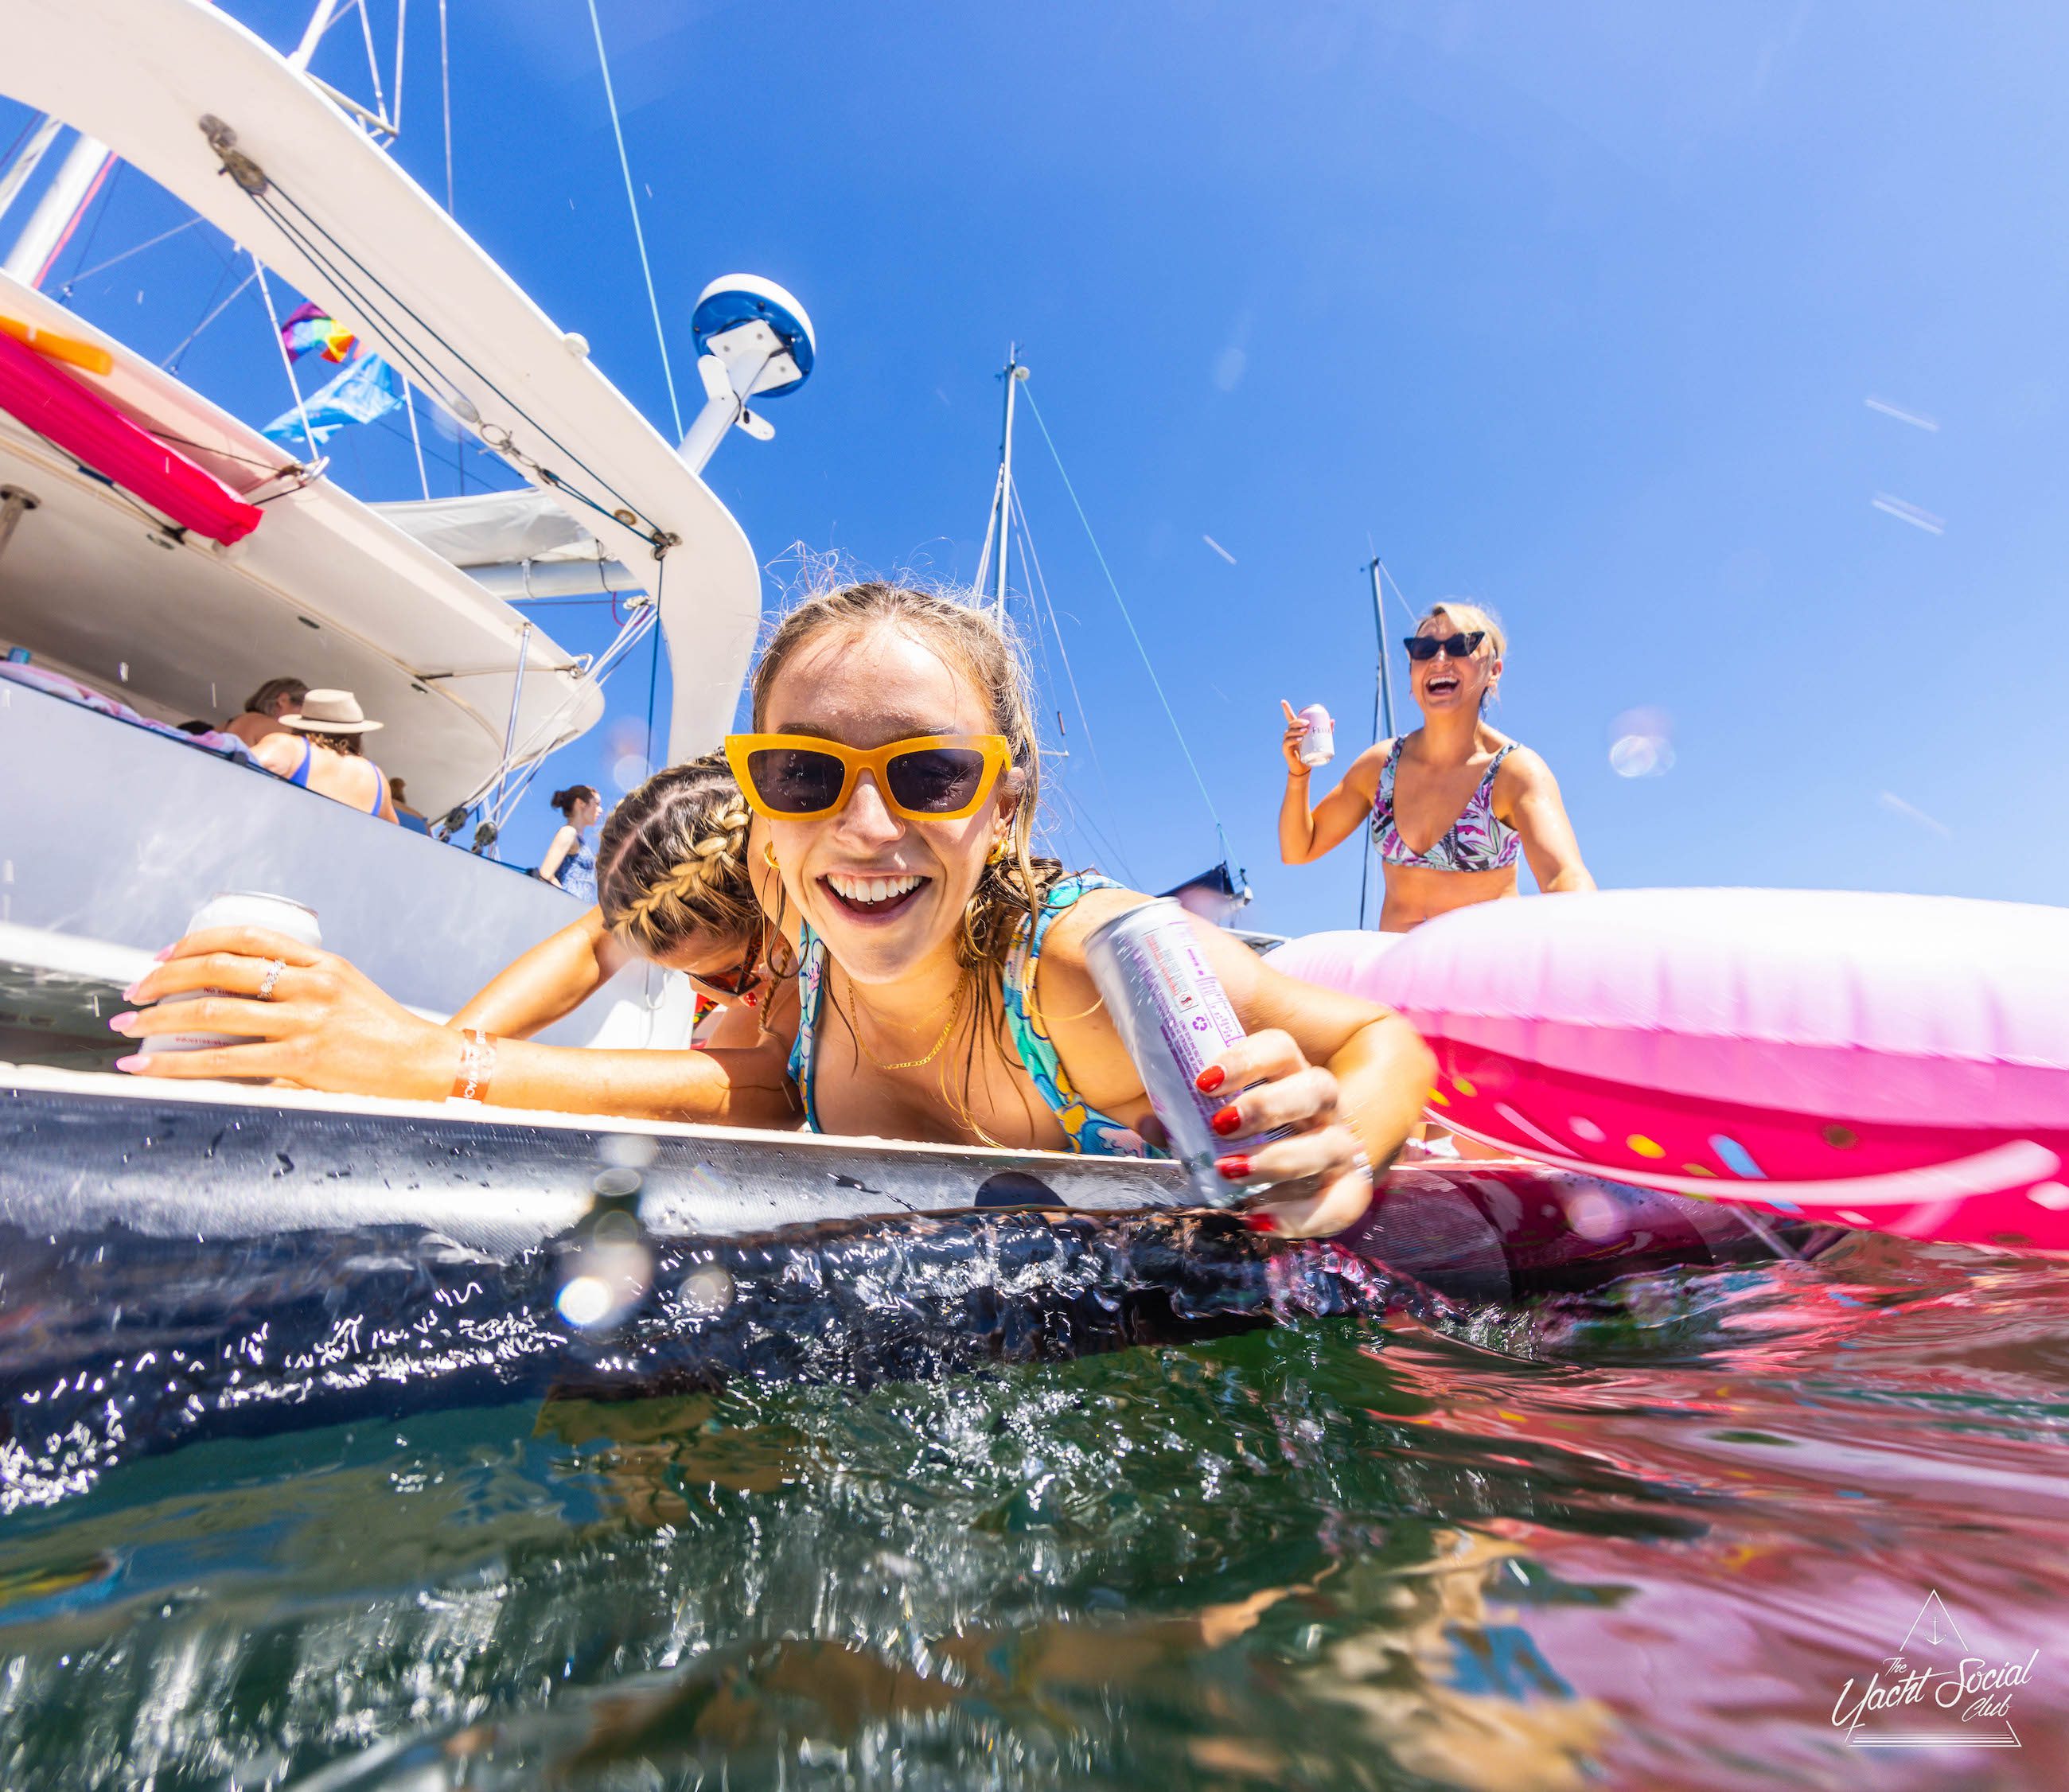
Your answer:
[450,1027,498,1103]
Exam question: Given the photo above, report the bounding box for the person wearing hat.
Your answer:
[247,688,398,822]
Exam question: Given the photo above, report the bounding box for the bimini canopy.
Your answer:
[0,0,761,762]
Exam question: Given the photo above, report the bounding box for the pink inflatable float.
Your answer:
[1269,889,2069,1252]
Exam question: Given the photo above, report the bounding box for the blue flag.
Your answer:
[263,351,403,446]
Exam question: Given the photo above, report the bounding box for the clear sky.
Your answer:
[10,2,2067,935]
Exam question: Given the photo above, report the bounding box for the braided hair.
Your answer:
[595,754,760,958]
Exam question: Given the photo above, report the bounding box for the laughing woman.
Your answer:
[114,582,1432,1236]
[1279,602,1593,932]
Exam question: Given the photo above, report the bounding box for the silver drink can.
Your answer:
[141,890,321,1055]
[1297,703,1335,766]
[1083,898,1278,1207]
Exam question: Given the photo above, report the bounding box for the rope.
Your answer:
[242,177,669,545]
[1020,385,1237,878]
[585,0,684,440]
[250,255,318,459]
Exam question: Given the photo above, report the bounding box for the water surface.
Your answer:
[2,1229,2065,1789]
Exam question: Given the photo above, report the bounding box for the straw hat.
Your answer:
[279,688,384,734]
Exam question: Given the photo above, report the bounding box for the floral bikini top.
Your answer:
[1371,738,1521,872]
[787,872,1153,1155]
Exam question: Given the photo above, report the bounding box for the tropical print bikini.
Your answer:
[1371,738,1521,871]
[787,871,1152,1155]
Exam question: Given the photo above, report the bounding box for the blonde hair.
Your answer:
[596,753,760,956]
[1419,601,1506,712]
[749,580,1063,1120]
[1419,600,1506,661]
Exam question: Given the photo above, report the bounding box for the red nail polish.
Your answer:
[1216,1155,1251,1179]
[1243,1213,1277,1234]
[1194,1065,1225,1094]
[1210,1104,1242,1137]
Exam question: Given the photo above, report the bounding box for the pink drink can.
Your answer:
[1297,703,1335,766]
[1083,898,1281,1207]
[139,890,321,1055]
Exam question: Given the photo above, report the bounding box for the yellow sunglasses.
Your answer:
[723,733,1012,823]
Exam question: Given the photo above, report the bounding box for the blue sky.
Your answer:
[10,2,2067,936]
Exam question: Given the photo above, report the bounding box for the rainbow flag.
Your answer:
[280,301,357,364]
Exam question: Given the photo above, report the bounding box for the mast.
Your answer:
[1367,556,1398,740]
[1358,555,1400,931]
[981,348,1028,621]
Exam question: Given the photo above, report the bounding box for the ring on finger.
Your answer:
[256,958,287,1000]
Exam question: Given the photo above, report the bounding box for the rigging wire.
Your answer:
[1378,558,1420,629]
[438,0,454,210]
[161,266,254,372]
[1009,481,1139,885]
[399,368,431,499]
[54,161,123,297]
[1019,385,1237,875]
[584,0,684,441]
[243,178,668,543]
[249,255,318,461]
[354,0,390,127]
[66,214,203,287]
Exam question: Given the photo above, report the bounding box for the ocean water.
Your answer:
[2,1225,2066,1790]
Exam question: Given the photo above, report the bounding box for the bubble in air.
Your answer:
[1608,707,1675,778]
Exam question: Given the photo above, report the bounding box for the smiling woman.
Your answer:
[110,582,1432,1237]
[1279,602,1596,933]
[726,582,1432,1236]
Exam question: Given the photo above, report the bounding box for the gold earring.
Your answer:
[988,838,1009,866]
[762,839,781,872]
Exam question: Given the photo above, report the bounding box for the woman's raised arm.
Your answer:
[452,907,633,1039]
[1278,703,1385,864]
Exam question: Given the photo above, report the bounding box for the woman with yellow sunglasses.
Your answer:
[115,581,1431,1237]
[717,582,1430,1238]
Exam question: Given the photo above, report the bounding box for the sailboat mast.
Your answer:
[992,347,1026,621]
[1367,556,1398,740]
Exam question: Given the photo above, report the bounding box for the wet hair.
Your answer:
[551,785,600,819]
[595,754,760,959]
[243,677,308,718]
[749,580,1064,1132]
[1419,601,1506,711]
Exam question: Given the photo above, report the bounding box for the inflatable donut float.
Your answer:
[1271,889,2069,1252]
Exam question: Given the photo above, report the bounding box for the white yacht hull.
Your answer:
[0,676,693,1059]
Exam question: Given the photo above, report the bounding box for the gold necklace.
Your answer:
[845,975,968,1073]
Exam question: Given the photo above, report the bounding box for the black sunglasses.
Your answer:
[1401,629,1486,662]
[686,921,764,1000]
